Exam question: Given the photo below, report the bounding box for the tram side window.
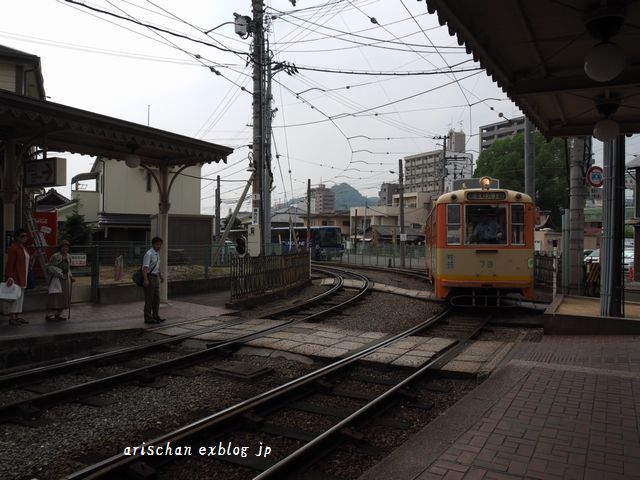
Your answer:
[511,204,525,245]
[447,204,462,245]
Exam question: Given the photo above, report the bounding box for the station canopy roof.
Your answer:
[424,0,640,138]
[0,89,233,167]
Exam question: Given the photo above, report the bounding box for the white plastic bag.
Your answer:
[0,282,21,301]
[48,277,62,294]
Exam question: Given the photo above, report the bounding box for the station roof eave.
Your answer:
[0,89,233,167]
[424,0,640,138]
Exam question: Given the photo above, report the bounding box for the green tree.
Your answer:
[59,209,93,245]
[474,132,568,226]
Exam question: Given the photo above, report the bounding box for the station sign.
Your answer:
[586,165,604,188]
[69,254,87,267]
[24,157,67,187]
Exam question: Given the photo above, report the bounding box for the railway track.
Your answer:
[0,266,369,425]
[63,309,491,480]
[314,261,428,283]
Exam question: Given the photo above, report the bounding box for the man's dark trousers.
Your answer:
[144,275,160,321]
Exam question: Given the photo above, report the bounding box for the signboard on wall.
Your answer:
[69,254,87,267]
[32,212,58,247]
[24,157,67,187]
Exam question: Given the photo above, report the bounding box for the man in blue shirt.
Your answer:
[471,213,503,243]
[142,237,165,324]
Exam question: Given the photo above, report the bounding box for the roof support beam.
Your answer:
[514,71,640,96]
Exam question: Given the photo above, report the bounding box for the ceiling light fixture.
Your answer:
[125,142,141,168]
[584,3,626,82]
[593,95,621,142]
[124,154,141,169]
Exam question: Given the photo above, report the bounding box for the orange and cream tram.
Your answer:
[425,177,537,305]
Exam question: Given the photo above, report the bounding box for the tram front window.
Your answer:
[466,205,507,244]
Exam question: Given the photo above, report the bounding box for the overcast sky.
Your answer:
[3,0,636,214]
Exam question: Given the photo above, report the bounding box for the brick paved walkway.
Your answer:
[360,336,640,480]
[422,364,640,479]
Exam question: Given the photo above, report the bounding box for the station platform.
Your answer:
[545,295,640,335]
[359,335,640,480]
[0,290,236,342]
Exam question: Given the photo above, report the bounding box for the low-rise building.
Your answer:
[62,156,204,242]
[304,210,350,236]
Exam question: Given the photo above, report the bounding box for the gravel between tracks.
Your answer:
[321,290,443,334]
[0,354,316,480]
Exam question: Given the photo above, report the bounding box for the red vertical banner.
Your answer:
[30,211,58,277]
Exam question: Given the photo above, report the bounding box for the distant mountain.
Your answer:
[331,183,377,210]
[277,183,379,211]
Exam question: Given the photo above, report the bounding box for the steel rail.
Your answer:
[314,261,429,282]
[254,314,490,479]
[0,267,347,388]
[64,307,451,480]
[0,268,367,423]
[0,318,252,388]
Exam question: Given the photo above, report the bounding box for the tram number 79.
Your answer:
[479,260,494,269]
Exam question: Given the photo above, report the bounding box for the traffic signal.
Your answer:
[236,236,247,256]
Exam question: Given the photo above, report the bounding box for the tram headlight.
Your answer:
[480,176,492,190]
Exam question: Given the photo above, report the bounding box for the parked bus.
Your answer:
[271,226,343,260]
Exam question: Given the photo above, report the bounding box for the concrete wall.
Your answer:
[97,276,231,305]
[22,276,230,310]
[102,161,202,215]
[67,191,100,223]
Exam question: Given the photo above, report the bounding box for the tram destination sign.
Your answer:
[466,191,507,201]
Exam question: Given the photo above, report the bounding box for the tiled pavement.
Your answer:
[163,318,462,367]
[0,299,234,340]
[360,336,640,480]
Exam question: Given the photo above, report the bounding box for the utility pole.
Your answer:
[434,133,449,195]
[263,37,273,253]
[363,199,368,240]
[215,175,221,241]
[399,158,406,268]
[354,209,358,250]
[307,179,311,253]
[250,0,265,256]
[568,137,587,295]
[524,117,535,198]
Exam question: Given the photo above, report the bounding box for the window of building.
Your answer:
[447,204,462,245]
[511,204,525,245]
[146,172,152,192]
[342,220,349,226]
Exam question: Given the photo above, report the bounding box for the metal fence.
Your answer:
[230,252,310,301]
[335,244,426,269]
[534,251,561,287]
[101,242,236,285]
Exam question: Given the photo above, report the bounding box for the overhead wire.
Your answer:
[63,0,246,54]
